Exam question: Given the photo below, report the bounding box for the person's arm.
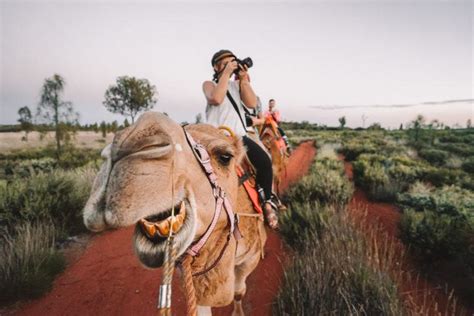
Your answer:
[237,65,257,109]
[273,110,281,123]
[203,61,238,105]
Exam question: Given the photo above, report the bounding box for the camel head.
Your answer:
[83,112,244,268]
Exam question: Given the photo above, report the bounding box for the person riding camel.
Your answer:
[202,49,279,229]
[263,99,291,153]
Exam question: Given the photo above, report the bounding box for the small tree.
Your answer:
[110,120,118,133]
[37,74,78,159]
[103,76,157,123]
[18,106,33,141]
[100,121,107,138]
[338,116,346,129]
[467,119,472,129]
[407,114,426,147]
[399,123,403,130]
[123,118,130,128]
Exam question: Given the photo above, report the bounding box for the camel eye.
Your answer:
[218,153,233,166]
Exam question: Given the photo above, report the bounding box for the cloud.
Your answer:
[309,99,474,110]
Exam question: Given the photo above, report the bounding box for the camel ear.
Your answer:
[232,136,245,166]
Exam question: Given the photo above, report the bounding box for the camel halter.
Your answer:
[182,128,242,258]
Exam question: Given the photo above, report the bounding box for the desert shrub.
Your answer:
[0,167,96,237]
[353,154,422,202]
[398,184,474,267]
[287,158,353,207]
[2,157,57,178]
[0,145,101,178]
[436,142,474,157]
[418,148,449,166]
[0,221,66,303]
[57,145,101,169]
[340,141,378,161]
[462,157,474,174]
[275,206,405,315]
[420,167,461,187]
[279,202,331,250]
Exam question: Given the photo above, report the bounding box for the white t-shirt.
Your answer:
[205,80,252,137]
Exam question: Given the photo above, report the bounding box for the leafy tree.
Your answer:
[103,76,157,123]
[399,123,403,130]
[36,74,78,159]
[338,116,346,129]
[17,106,33,141]
[123,118,130,128]
[468,119,472,129]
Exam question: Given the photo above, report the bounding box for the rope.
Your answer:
[180,255,197,316]
[158,158,178,315]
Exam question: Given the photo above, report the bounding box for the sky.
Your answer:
[1,0,473,128]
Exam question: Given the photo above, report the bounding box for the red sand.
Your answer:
[18,141,316,316]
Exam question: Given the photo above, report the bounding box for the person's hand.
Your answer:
[222,60,238,78]
[236,64,250,82]
[251,116,259,126]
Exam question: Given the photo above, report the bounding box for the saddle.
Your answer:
[236,156,263,214]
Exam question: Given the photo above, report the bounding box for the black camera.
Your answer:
[245,113,254,127]
[233,57,253,75]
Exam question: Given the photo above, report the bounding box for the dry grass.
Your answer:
[0,131,114,153]
[0,221,66,303]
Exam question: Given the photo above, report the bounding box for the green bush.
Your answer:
[420,167,461,187]
[418,149,449,166]
[462,157,474,174]
[0,167,97,237]
[353,154,421,202]
[2,158,57,178]
[287,158,353,207]
[398,184,474,267]
[0,221,66,303]
[0,145,101,179]
[436,142,474,157]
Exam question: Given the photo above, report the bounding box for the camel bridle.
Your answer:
[182,128,242,259]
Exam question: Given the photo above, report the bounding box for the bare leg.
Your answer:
[197,305,212,316]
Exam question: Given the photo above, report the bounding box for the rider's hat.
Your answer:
[211,49,236,67]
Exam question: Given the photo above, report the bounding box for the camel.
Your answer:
[259,117,288,192]
[83,111,267,315]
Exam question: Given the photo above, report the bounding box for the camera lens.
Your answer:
[242,57,253,69]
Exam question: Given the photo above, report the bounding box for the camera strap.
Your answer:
[226,90,250,132]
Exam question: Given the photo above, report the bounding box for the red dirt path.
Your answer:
[18,141,316,316]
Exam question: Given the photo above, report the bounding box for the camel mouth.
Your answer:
[133,196,196,268]
[137,200,187,242]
